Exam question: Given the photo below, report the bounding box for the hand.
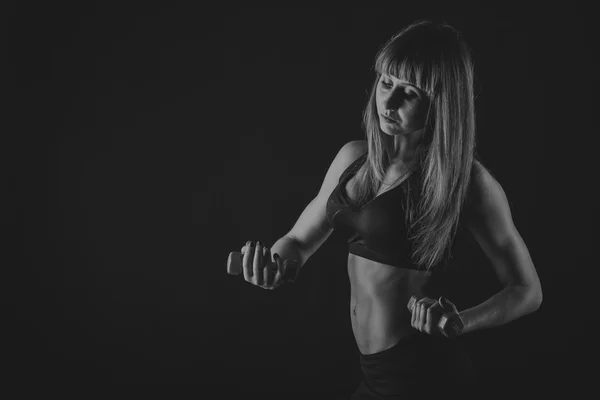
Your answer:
[408,296,459,336]
[241,241,286,290]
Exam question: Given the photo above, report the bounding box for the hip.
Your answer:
[354,332,476,397]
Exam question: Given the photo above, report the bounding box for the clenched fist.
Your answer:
[408,296,462,337]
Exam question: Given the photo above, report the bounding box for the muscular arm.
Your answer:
[459,164,543,335]
[460,262,541,335]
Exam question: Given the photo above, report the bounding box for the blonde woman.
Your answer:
[240,20,542,397]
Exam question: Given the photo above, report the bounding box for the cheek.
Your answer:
[375,96,382,111]
[405,103,427,126]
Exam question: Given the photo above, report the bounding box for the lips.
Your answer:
[381,114,399,123]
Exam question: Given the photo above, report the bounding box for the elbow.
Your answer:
[533,284,543,310]
[509,281,543,313]
[527,283,543,312]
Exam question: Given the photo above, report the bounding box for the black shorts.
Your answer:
[351,332,476,399]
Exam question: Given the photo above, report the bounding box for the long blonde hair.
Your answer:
[353,20,481,271]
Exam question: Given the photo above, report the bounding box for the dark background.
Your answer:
[6,2,598,396]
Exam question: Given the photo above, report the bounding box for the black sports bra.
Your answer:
[326,152,422,269]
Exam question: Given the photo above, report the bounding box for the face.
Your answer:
[376,74,429,136]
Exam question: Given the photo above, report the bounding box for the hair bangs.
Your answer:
[374,40,439,97]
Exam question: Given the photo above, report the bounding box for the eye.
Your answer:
[405,89,418,99]
[380,80,393,89]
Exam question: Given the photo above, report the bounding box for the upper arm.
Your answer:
[466,163,541,292]
[285,140,367,260]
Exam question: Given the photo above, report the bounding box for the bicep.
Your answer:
[285,195,333,259]
[286,140,366,259]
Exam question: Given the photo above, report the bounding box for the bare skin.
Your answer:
[344,158,434,355]
[348,253,433,355]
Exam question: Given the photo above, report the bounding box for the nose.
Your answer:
[382,89,407,111]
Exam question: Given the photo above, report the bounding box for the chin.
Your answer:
[380,125,404,135]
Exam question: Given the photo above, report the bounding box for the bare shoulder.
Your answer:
[465,160,532,268]
[342,139,368,164]
[466,160,508,217]
[331,139,368,179]
[315,139,367,199]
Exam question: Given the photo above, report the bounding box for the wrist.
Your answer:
[282,258,300,283]
[438,311,465,337]
[271,236,304,268]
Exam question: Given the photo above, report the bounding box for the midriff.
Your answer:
[348,253,432,355]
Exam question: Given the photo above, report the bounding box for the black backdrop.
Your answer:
[6,2,598,396]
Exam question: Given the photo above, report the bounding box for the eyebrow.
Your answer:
[381,74,414,86]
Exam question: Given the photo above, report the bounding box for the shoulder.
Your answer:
[466,160,510,220]
[333,140,368,172]
[325,139,367,185]
[464,161,528,261]
[341,140,368,161]
[318,140,367,196]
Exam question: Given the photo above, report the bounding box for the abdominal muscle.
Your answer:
[348,253,432,355]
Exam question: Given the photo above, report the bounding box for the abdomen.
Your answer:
[348,253,432,355]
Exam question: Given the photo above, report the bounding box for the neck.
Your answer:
[391,129,424,167]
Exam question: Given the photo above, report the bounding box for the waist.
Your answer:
[358,331,441,362]
[351,294,415,355]
[348,253,435,355]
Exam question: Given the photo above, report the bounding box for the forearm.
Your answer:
[459,284,542,335]
[270,235,306,270]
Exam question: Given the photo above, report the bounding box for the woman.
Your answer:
[239,20,542,397]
